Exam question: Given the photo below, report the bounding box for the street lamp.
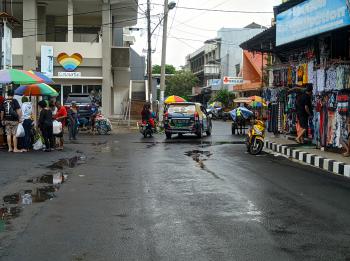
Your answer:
[159,0,176,122]
[146,0,176,111]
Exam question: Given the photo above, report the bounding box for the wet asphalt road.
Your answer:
[1,121,350,261]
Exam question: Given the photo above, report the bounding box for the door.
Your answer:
[200,106,208,131]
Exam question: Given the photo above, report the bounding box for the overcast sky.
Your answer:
[131,0,281,68]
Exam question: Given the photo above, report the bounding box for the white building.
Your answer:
[7,0,138,117]
[186,23,266,93]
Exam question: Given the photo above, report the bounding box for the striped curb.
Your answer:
[264,140,350,178]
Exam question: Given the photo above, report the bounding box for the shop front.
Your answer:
[39,44,103,105]
[241,0,350,150]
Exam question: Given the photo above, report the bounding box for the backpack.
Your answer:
[4,100,19,121]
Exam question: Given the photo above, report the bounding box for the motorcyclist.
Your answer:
[141,103,155,128]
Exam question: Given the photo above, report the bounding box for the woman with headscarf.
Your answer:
[38,100,54,151]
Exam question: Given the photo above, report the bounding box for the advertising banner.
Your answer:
[276,0,350,46]
[2,21,12,69]
[40,45,54,77]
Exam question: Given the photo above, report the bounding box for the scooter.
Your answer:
[246,119,265,155]
[138,120,155,138]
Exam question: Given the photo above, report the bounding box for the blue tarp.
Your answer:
[230,107,253,121]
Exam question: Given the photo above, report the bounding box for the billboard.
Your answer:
[41,45,54,77]
[2,21,12,69]
[276,0,350,46]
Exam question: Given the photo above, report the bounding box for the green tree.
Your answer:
[165,70,198,100]
[152,64,176,74]
[212,89,235,108]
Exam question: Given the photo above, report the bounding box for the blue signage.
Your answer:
[276,0,350,46]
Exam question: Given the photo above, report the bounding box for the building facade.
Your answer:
[5,0,138,117]
[186,23,266,98]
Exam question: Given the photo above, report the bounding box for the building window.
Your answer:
[72,85,82,93]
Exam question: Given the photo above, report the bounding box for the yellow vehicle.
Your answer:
[246,119,265,155]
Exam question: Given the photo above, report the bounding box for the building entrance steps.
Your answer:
[264,133,350,178]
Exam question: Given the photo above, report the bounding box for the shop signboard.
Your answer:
[222,76,243,85]
[58,72,81,77]
[276,0,350,46]
[41,46,54,77]
[2,21,12,69]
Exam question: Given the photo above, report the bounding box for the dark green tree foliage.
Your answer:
[212,89,235,108]
[152,64,176,74]
[165,70,198,100]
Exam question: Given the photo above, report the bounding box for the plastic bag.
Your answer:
[33,139,44,150]
[16,123,25,138]
[53,120,62,135]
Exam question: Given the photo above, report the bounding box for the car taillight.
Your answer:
[164,112,168,120]
[194,112,199,121]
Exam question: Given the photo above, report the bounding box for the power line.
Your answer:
[168,0,179,37]
[21,16,146,38]
[152,3,273,14]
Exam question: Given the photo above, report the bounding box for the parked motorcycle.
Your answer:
[246,119,265,155]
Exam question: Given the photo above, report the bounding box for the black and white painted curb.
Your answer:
[264,140,350,178]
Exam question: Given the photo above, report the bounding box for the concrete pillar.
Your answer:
[37,3,47,41]
[102,3,112,116]
[23,0,37,70]
[68,0,73,42]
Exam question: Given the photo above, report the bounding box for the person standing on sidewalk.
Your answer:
[0,90,22,152]
[54,101,67,150]
[21,96,33,152]
[296,84,313,144]
[68,101,79,140]
[38,100,54,152]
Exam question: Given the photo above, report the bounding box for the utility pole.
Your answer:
[159,0,169,122]
[147,0,152,105]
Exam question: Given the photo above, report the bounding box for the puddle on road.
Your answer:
[27,172,67,185]
[0,155,82,233]
[185,150,222,180]
[0,206,21,221]
[135,140,244,147]
[47,156,86,170]
[3,193,21,204]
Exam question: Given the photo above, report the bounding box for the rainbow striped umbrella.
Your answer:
[0,69,44,85]
[15,83,58,97]
[28,70,54,84]
[164,95,187,104]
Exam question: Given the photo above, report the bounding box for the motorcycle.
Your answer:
[246,119,265,155]
[138,120,155,138]
[95,114,112,135]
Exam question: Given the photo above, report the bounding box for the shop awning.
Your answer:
[233,97,251,104]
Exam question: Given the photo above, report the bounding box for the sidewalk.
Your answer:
[264,133,350,178]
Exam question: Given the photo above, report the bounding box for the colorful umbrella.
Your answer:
[28,70,54,84]
[0,69,45,85]
[164,95,187,104]
[247,96,265,103]
[15,83,59,97]
[249,100,267,108]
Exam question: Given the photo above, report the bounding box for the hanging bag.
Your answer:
[16,123,25,138]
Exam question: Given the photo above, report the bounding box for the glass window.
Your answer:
[72,85,82,93]
[168,104,196,115]
[63,85,71,102]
